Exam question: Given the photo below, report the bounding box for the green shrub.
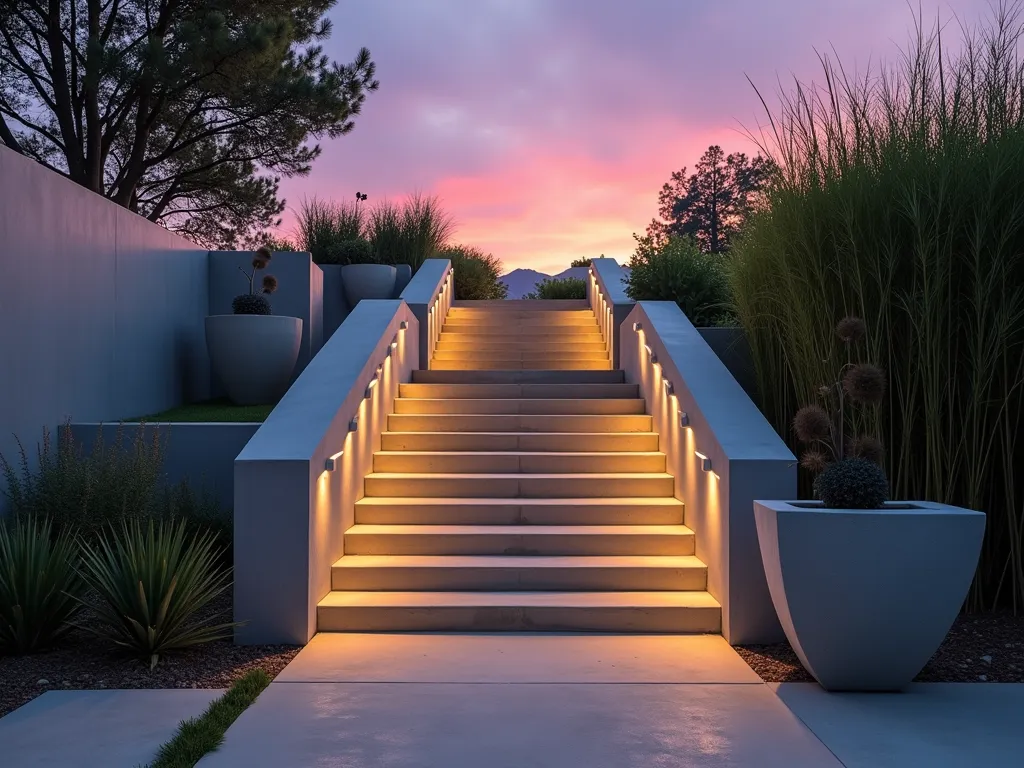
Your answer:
[1,421,165,541]
[730,4,1024,610]
[525,277,586,300]
[625,235,734,326]
[441,245,508,300]
[813,459,890,509]
[78,518,237,668]
[0,517,85,654]
[296,197,366,265]
[320,238,375,266]
[156,479,233,567]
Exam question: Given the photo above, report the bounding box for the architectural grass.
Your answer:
[130,399,273,423]
[731,2,1024,611]
[146,669,271,768]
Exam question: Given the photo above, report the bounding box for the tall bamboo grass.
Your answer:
[367,192,456,270]
[731,1,1024,611]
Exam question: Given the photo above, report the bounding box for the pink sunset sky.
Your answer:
[276,0,991,275]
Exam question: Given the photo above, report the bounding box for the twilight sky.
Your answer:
[277,0,990,274]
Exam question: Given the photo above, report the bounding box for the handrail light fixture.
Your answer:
[632,322,642,332]
[391,334,399,349]
[680,411,690,428]
[325,418,360,471]
[663,378,674,395]
[694,450,712,473]
[400,320,409,330]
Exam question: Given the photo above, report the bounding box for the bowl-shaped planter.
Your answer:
[341,264,397,306]
[206,315,302,405]
[753,500,985,692]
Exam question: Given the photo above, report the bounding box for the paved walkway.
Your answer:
[197,633,1024,768]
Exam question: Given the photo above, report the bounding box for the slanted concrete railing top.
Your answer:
[586,257,633,368]
[399,258,453,369]
[234,299,419,644]
[621,301,796,645]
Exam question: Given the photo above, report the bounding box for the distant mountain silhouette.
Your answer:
[499,263,632,299]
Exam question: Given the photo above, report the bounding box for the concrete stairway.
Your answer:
[318,301,721,633]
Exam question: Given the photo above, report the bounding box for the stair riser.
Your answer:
[355,502,685,526]
[398,383,639,399]
[411,370,625,384]
[387,414,652,433]
[332,566,706,591]
[443,318,598,328]
[430,361,612,371]
[380,432,660,452]
[363,475,675,498]
[317,605,722,633]
[439,328,604,338]
[344,532,693,556]
[432,351,611,363]
[393,399,645,415]
[372,453,666,474]
[435,341,608,352]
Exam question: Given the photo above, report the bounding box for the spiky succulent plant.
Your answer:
[232,246,279,315]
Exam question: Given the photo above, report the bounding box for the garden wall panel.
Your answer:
[0,146,210,510]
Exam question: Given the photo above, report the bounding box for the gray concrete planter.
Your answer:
[753,499,985,691]
[341,264,397,306]
[206,315,302,405]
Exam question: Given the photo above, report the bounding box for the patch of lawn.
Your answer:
[146,669,271,768]
[128,398,274,423]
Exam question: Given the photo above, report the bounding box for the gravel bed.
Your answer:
[0,593,300,719]
[736,613,1024,684]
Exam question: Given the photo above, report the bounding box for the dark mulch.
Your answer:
[0,593,300,719]
[736,613,1024,684]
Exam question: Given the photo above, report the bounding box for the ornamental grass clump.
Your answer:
[0,517,85,654]
[232,246,278,315]
[792,316,889,509]
[77,518,238,669]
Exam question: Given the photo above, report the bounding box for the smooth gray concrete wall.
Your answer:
[621,302,796,645]
[399,259,452,368]
[67,422,260,510]
[586,258,632,368]
[234,300,419,644]
[0,146,210,512]
[321,264,415,345]
[208,251,323,391]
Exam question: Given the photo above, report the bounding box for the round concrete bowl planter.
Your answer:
[206,315,302,405]
[341,264,397,306]
[753,500,985,692]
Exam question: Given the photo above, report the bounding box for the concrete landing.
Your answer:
[0,688,222,768]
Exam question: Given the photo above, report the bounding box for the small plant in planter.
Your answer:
[231,246,279,315]
[791,316,889,508]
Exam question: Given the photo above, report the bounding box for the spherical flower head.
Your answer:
[793,404,831,443]
[843,363,886,404]
[262,274,279,294]
[837,316,867,344]
[848,435,885,465]
[800,449,829,474]
[253,246,273,269]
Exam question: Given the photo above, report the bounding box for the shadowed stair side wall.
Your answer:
[399,259,453,369]
[233,300,419,644]
[621,302,796,645]
[587,258,633,369]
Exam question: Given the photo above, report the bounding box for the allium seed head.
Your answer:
[262,274,279,294]
[848,435,885,465]
[837,316,867,343]
[800,450,829,474]
[843,364,886,404]
[793,404,832,443]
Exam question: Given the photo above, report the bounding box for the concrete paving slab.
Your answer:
[199,682,840,768]
[773,682,1024,768]
[278,632,761,684]
[0,688,223,768]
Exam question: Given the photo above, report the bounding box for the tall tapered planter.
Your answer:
[206,315,302,405]
[342,264,397,306]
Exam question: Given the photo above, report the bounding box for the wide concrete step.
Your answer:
[430,360,613,371]
[443,314,598,326]
[317,590,722,632]
[380,431,660,453]
[439,327,604,338]
[393,398,645,415]
[435,339,608,352]
[387,413,653,433]
[412,370,625,384]
[432,350,610,362]
[398,383,639,399]
[331,555,707,591]
[363,473,675,498]
[344,524,693,556]
[372,451,666,474]
[451,299,591,310]
[354,497,686,526]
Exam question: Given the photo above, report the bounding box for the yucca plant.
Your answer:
[0,517,85,654]
[77,518,237,669]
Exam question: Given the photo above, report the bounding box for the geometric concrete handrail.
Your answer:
[586,257,633,369]
[399,258,453,369]
[621,301,797,645]
[232,299,419,644]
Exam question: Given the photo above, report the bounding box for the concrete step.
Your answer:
[438,327,604,338]
[387,413,653,433]
[331,554,707,591]
[372,451,666,474]
[412,370,625,384]
[432,350,610,363]
[397,383,639,399]
[430,360,613,371]
[343,524,693,556]
[380,431,660,452]
[354,497,686,526]
[435,339,608,352]
[317,590,722,632]
[443,318,599,329]
[451,300,591,310]
[363,472,675,498]
[393,398,645,415]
